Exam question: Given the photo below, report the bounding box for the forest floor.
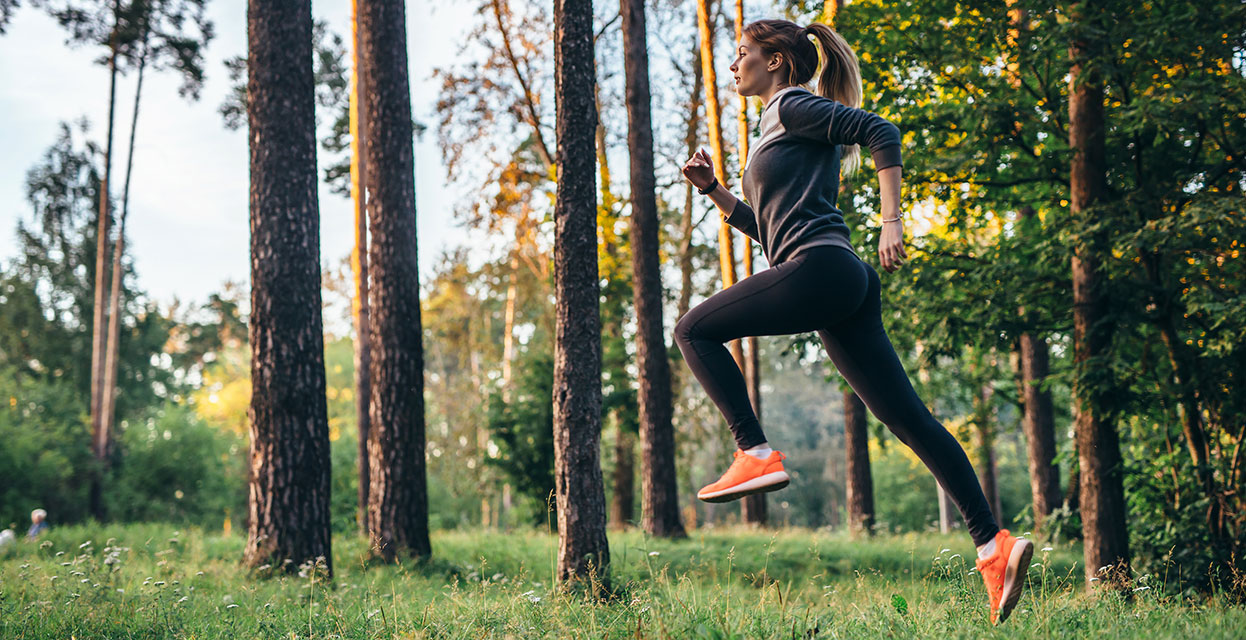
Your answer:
[0,523,1241,639]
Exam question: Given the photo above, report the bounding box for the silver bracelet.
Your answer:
[881,216,903,223]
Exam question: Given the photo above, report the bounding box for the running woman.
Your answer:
[677,19,1033,624]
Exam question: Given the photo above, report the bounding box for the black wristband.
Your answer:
[697,178,719,195]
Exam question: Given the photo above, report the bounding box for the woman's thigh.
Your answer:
[678,247,869,344]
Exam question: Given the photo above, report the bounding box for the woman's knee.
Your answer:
[673,311,698,345]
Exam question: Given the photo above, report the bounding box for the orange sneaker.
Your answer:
[696,450,790,503]
[975,529,1034,624]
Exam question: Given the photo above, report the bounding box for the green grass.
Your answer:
[0,523,1241,638]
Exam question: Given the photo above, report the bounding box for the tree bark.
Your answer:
[553,0,610,590]
[620,0,686,540]
[359,0,430,561]
[243,0,332,574]
[844,388,874,536]
[350,0,373,537]
[1069,0,1129,585]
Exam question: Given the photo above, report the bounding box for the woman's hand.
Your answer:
[681,147,716,192]
[879,219,907,273]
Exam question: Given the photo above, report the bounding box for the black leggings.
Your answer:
[674,245,1000,545]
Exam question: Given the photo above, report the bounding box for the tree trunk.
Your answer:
[610,423,635,529]
[243,0,332,574]
[89,0,122,521]
[359,0,430,561]
[620,0,685,540]
[1069,0,1129,586]
[100,25,150,477]
[552,0,610,590]
[1015,252,1061,531]
[844,388,875,536]
[350,0,373,537]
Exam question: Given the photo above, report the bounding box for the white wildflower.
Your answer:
[648,551,660,557]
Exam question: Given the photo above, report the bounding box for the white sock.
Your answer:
[743,444,773,459]
[976,538,997,560]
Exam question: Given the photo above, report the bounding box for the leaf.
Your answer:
[891,593,908,616]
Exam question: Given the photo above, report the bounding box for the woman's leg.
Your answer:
[817,262,1000,546]
[675,247,868,450]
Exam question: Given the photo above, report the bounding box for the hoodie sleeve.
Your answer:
[724,198,761,244]
[777,90,903,171]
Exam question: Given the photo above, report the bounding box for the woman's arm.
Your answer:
[682,148,761,243]
[877,165,907,273]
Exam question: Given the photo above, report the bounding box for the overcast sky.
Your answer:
[0,1,477,310]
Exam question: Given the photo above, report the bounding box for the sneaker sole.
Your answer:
[996,537,1033,624]
[697,471,790,503]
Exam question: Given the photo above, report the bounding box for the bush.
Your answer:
[105,403,247,529]
[0,366,94,529]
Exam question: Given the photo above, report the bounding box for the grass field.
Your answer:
[1,523,1241,638]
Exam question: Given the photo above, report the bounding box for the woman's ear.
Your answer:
[767,52,784,72]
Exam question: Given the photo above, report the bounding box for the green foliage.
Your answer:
[105,404,246,527]
[0,366,93,527]
[485,349,556,526]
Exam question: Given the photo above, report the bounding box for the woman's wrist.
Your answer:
[697,177,719,195]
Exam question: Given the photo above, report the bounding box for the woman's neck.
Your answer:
[757,82,797,107]
[760,83,797,109]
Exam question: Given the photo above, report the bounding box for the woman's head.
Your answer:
[731,19,864,174]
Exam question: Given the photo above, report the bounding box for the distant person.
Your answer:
[27,508,48,539]
[678,18,1032,625]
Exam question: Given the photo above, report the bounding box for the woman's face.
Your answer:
[730,34,778,97]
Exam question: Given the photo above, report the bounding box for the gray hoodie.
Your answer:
[726,86,903,265]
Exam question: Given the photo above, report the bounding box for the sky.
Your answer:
[0,1,478,310]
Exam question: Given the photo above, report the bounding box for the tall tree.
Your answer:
[242,0,332,575]
[621,0,685,539]
[349,0,373,537]
[359,0,430,561]
[552,0,610,589]
[40,0,216,519]
[89,0,122,520]
[695,0,744,370]
[98,8,152,510]
[1016,212,1060,531]
[1001,0,1061,535]
[1068,0,1128,587]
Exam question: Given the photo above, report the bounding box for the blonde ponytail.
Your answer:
[805,23,863,176]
